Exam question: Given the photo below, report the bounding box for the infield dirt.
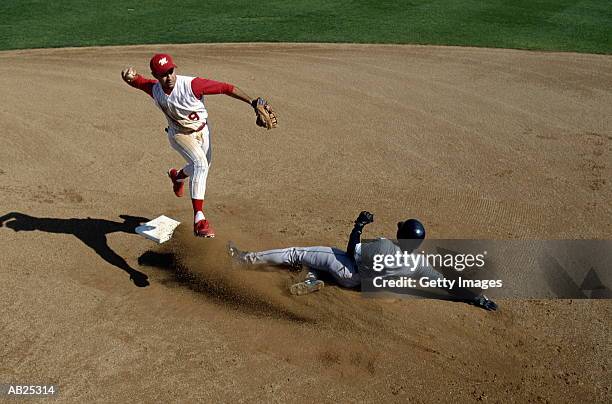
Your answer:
[0,44,610,402]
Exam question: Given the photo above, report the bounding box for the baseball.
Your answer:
[122,67,136,82]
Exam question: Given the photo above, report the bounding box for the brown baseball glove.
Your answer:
[251,97,278,130]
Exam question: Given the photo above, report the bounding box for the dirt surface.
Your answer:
[0,44,610,402]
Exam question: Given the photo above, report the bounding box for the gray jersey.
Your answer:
[358,238,443,281]
[358,238,401,271]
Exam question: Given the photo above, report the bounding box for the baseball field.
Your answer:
[1,2,611,403]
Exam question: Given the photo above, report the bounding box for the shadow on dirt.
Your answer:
[0,211,150,287]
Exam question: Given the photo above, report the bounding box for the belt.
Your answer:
[165,121,207,134]
[192,122,207,132]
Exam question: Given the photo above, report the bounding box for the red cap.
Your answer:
[150,53,177,76]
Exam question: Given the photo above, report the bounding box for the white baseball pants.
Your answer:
[167,125,211,200]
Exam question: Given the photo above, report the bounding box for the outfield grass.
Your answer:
[1,0,610,53]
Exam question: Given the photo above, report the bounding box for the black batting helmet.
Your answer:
[397,219,426,251]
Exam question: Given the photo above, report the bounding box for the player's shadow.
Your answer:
[0,212,150,287]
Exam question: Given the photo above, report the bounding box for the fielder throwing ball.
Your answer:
[122,53,277,238]
[228,212,497,311]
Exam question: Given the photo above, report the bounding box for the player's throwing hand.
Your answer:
[121,67,136,83]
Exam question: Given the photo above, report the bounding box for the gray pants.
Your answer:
[244,247,361,288]
[243,247,450,290]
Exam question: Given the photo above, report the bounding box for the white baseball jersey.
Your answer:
[152,75,208,132]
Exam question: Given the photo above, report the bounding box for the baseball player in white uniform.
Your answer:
[228,211,498,311]
[121,53,277,238]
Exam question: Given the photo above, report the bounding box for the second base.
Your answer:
[135,215,181,244]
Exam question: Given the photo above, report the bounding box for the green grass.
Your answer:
[1,1,610,53]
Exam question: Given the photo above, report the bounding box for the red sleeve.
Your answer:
[191,77,235,98]
[129,74,157,97]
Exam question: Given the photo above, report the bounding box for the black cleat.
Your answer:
[227,241,248,263]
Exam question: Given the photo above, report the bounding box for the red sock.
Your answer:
[177,169,188,180]
[192,199,204,215]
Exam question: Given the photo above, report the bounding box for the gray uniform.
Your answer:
[244,246,360,287]
[243,238,443,289]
